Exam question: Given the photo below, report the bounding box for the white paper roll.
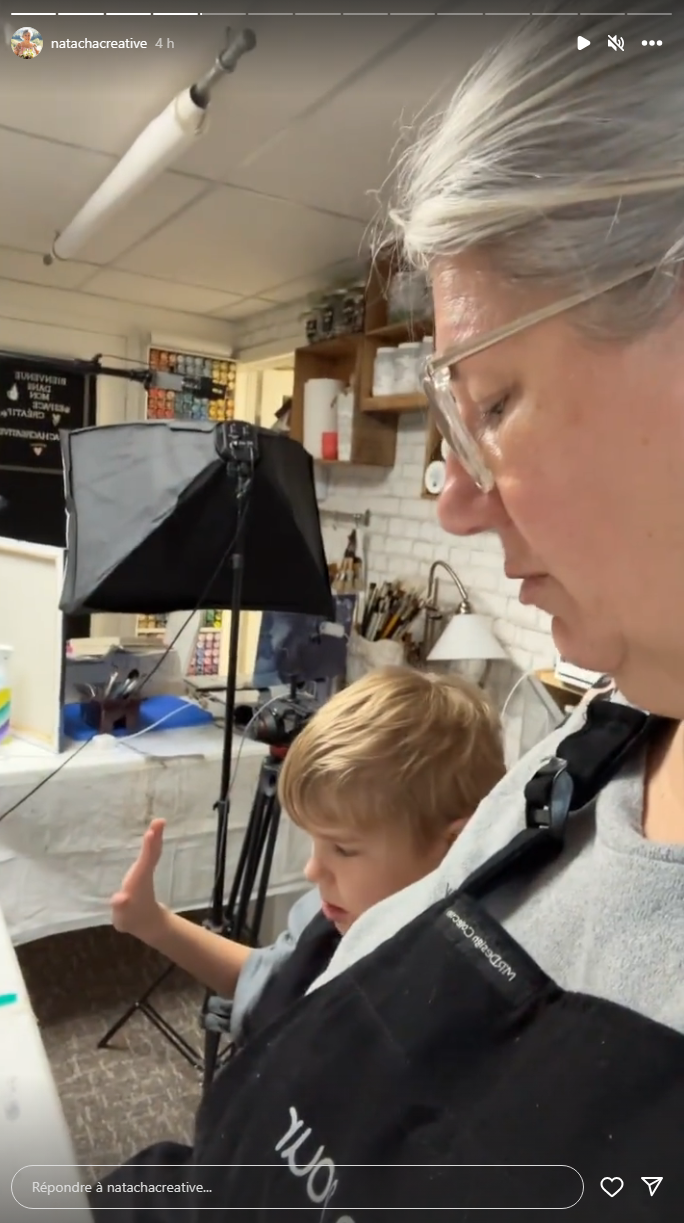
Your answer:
[303,378,342,459]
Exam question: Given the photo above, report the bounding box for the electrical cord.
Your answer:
[501,669,535,722]
[0,492,252,826]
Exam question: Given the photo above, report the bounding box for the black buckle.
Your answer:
[525,757,574,841]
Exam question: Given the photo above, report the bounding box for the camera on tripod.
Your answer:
[252,690,316,750]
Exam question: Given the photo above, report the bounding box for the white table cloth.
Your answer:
[0,724,310,945]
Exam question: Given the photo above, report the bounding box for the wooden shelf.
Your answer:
[291,334,397,468]
[367,320,433,343]
[297,334,362,359]
[361,392,427,414]
[291,247,433,469]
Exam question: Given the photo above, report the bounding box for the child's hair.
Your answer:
[278,666,505,845]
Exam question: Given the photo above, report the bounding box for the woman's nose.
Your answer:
[437,453,507,537]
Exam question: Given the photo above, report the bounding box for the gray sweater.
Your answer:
[233,696,684,1040]
[308,696,684,1035]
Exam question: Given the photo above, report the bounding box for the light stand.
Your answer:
[59,414,334,1086]
[97,423,253,1080]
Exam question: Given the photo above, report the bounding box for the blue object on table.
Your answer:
[62,694,214,741]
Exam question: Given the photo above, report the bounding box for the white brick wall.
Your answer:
[234,306,557,723]
[320,413,556,678]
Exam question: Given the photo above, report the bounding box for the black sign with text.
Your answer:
[0,354,94,473]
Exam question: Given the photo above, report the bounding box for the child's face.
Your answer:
[303,821,463,935]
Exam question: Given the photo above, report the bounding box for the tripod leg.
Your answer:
[201,756,282,1091]
[222,760,269,931]
[212,785,282,1074]
[232,756,281,942]
[98,962,175,1047]
[251,792,283,944]
[98,962,202,1068]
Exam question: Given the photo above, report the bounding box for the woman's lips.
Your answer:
[519,575,549,605]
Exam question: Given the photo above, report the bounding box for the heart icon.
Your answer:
[600,1177,624,1197]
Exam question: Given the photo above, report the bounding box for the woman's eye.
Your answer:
[335,845,358,858]
[481,396,508,424]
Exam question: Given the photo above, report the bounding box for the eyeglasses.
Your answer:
[422,261,661,493]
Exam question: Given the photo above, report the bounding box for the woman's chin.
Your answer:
[551,618,620,678]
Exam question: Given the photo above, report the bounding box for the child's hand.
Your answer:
[111,818,167,942]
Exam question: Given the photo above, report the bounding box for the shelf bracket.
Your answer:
[319,507,371,528]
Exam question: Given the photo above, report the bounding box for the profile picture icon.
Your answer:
[11,27,42,59]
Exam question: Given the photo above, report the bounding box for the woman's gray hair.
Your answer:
[388,3,684,339]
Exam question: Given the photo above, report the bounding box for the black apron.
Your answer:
[237,911,341,1050]
[93,697,682,1221]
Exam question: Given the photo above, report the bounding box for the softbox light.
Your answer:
[59,420,334,619]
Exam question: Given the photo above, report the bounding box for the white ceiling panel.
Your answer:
[76,268,243,315]
[0,16,423,176]
[114,188,366,297]
[0,247,96,291]
[0,12,503,325]
[0,129,116,252]
[0,27,223,157]
[174,17,428,182]
[0,127,209,267]
[224,18,503,219]
[210,298,279,320]
[62,173,212,266]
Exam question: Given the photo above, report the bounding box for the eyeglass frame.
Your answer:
[422,260,661,493]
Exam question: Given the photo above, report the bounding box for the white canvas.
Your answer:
[0,536,64,752]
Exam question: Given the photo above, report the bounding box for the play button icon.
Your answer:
[577,36,591,49]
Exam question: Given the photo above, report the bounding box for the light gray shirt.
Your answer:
[308,697,684,1036]
[230,888,321,1040]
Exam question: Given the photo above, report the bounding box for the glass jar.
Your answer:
[330,290,351,335]
[372,347,396,396]
[305,309,321,344]
[319,296,336,338]
[393,341,422,393]
[341,285,365,334]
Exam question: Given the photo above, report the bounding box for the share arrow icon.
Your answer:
[641,1177,663,1197]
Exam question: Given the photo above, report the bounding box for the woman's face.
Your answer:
[433,256,684,718]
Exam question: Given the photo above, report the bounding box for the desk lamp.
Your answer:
[422,560,507,684]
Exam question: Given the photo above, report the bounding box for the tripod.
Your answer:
[202,744,286,1079]
[98,741,287,1083]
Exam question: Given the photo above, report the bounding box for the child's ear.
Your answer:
[445,817,469,846]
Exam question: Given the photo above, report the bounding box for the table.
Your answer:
[0,723,310,946]
[535,669,586,710]
[0,902,93,1222]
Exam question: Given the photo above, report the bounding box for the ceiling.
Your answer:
[0,5,515,331]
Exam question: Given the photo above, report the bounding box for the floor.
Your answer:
[16,921,208,1181]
